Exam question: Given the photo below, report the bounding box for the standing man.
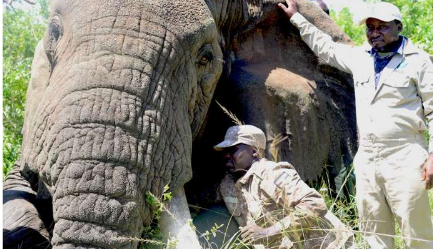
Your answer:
[215,125,355,249]
[278,1,433,248]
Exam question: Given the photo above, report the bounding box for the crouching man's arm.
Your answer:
[240,163,328,244]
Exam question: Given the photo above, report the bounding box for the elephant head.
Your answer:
[4,0,357,248]
[16,0,224,248]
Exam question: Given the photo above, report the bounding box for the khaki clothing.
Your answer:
[355,134,433,249]
[290,13,433,151]
[220,159,355,249]
[290,13,433,248]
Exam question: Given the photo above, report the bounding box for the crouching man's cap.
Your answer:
[358,2,402,25]
[214,125,266,151]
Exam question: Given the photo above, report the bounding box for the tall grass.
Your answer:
[137,181,433,249]
[320,169,433,249]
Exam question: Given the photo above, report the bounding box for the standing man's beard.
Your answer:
[372,36,402,52]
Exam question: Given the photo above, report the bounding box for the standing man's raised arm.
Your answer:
[278,0,356,75]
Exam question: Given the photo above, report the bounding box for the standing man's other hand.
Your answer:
[422,154,433,189]
[278,0,299,19]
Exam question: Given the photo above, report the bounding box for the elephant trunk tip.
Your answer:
[51,218,142,249]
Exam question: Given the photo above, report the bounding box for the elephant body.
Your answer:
[3,0,357,248]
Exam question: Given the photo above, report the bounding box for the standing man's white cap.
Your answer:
[214,125,266,151]
[358,2,402,25]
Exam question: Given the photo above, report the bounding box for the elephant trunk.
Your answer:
[29,64,193,248]
[50,161,144,249]
[44,101,193,248]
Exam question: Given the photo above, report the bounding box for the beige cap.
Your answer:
[214,125,266,151]
[358,2,402,25]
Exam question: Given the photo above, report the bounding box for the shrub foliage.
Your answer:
[3,1,48,178]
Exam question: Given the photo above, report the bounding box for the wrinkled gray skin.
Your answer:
[3,0,356,248]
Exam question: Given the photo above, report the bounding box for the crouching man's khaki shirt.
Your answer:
[290,13,433,151]
[219,159,355,249]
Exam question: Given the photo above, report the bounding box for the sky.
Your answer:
[325,0,367,11]
[324,0,370,22]
[3,1,35,12]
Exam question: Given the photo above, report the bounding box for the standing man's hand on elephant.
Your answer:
[278,0,299,19]
[422,154,433,189]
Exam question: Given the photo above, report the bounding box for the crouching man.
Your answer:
[215,125,355,248]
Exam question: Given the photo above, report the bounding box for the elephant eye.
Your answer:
[44,15,63,67]
[198,53,213,66]
[196,44,214,67]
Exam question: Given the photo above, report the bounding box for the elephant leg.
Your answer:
[3,164,51,249]
[160,188,201,249]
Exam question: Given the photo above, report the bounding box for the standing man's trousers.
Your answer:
[354,133,433,249]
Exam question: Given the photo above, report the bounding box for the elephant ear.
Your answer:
[22,40,51,143]
[21,39,53,199]
[3,39,53,249]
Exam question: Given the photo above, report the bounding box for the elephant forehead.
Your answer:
[56,0,216,51]
[157,0,217,47]
[158,0,214,27]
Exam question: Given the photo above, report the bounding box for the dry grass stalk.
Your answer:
[216,101,243,126]
[329,165,355,211]
[269,133,288,162]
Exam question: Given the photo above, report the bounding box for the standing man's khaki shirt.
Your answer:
[288,12,433,249]
[290,13,433,147]
[220,159,355,249]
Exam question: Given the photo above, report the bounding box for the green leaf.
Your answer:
[3,0,48,178]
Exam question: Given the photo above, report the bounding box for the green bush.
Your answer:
[330,0,433,54]
[330,7,366,46]
[3,2,48,178]
[390,0,433,54]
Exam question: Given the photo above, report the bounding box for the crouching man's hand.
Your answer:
[240,223,281,245]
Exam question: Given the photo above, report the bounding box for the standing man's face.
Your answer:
[223,144,255,176]
[366,18,402,52]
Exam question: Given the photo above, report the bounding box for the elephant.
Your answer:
[3,0,357,248]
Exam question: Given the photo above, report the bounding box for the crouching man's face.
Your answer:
[223,144,256,177]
